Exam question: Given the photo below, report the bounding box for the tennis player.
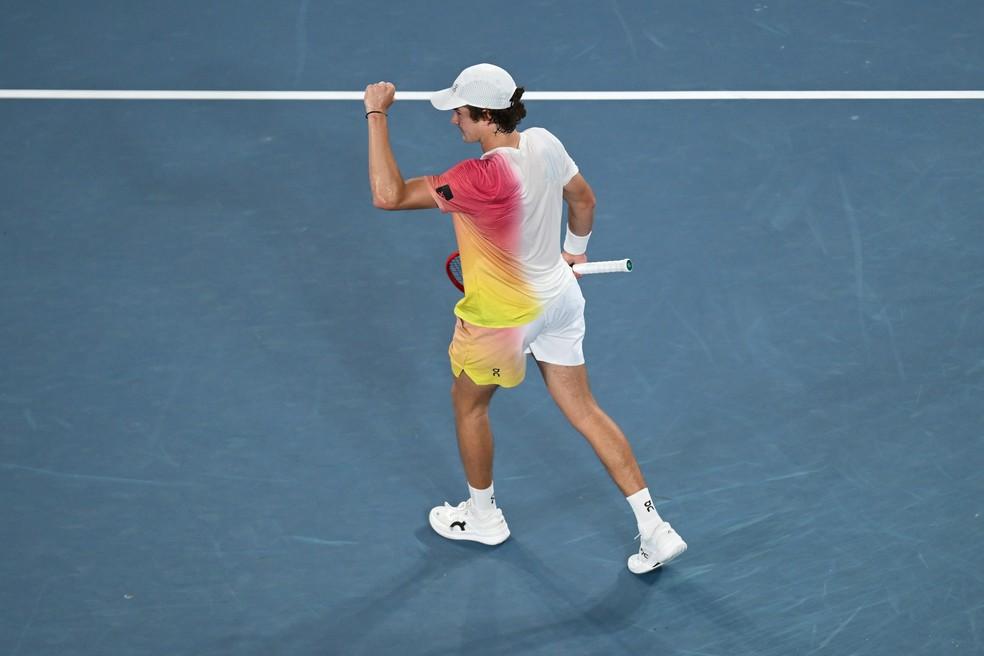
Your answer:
[364,64,686,573]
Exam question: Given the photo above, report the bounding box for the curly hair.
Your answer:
[466,87,527,133]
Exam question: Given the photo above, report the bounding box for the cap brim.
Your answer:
[430,88,464,110]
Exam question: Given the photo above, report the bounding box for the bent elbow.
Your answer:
[372,194,400,211]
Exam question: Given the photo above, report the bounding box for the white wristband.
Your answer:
[563,229,591,255]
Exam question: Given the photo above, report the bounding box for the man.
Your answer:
[364,63,686,573]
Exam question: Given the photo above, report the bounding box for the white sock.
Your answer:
[469,482,496,517]
[627,488,664,533]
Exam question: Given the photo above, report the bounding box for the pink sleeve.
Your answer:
[425,158,518,220]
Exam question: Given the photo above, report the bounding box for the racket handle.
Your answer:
[572,259,633,275]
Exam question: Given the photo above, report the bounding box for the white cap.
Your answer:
[430,63,518,111]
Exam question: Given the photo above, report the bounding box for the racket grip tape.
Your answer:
[572,259,632,275]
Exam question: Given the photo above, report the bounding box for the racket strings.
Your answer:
[449,256,463,285]
[446,253,465,292]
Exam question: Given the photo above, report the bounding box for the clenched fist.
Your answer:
[364,82,396,114]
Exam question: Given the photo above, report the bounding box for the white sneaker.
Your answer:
[627,521,687,574]
[428,499,510,546]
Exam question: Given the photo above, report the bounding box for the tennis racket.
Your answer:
[445,252,632,292]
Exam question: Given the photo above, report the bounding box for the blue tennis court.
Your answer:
[2,2,983,654]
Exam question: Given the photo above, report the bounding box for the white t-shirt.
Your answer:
[427,127,580,328]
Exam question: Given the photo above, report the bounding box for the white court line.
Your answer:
[1,89,983,101]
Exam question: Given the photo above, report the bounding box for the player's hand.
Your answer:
[563,251,587,278]
[364,82,396,114]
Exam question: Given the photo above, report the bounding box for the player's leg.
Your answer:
[524,282,647,495]
[536,360,687,572]
[528,281,686,571]
[534,360,644,495]
[447,320,525,489]
[429,371,510,545]
[450,370,497,490]
[428,320,523,545]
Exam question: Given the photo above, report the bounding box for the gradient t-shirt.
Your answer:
[427,127,580,328]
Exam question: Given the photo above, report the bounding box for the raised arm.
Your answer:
[365,82,438,211]
[562,173,597,266]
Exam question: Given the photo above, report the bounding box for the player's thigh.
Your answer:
[535,360,597,423]
[451,367,499,415]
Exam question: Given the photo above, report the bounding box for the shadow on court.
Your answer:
[225,526,773,656]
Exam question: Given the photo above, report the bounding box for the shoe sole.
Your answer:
[428,510,510,546]
[627,541,687,574]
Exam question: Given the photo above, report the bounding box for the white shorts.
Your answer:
[523,278,586,366]
[448,279,586,387]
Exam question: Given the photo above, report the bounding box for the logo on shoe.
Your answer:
[450,521,467,531]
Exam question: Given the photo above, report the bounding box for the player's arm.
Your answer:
[562,173,596,266]
[365,82,438,211]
